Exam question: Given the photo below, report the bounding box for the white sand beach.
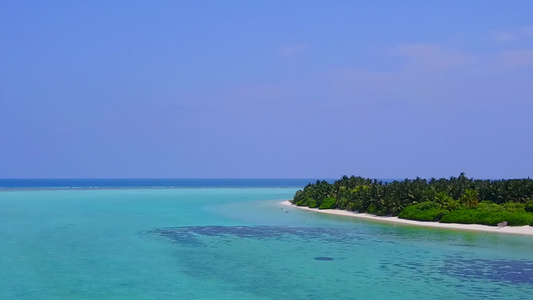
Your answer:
[281,201,533,236]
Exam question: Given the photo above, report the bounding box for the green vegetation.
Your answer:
[319,197,337,209]
[440,202,533,226]
[291,173,533,226]
[398,202,445,222]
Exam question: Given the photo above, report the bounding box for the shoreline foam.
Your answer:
[281,200,533,236]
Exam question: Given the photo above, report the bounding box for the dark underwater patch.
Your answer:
[148,225,368,247]
[314,257,334,261]
[442,256,533,285]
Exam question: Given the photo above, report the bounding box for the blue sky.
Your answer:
[1,1,532,179]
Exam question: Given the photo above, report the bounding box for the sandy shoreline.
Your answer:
[281,201,533,236]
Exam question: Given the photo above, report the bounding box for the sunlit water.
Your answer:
[1,186,532,299]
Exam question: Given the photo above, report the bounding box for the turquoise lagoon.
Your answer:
[1,182,533,299]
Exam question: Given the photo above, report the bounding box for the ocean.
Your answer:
[0,179,532,299]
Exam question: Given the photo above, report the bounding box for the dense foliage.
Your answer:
[440,202,533,226]
[397,202,445,222]
[291,173,533,226]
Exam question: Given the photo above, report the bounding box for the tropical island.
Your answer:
[290,173,533,227]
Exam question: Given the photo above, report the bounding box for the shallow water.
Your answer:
[1,187,532,299]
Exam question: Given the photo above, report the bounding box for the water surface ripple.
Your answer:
[0,186,532,299]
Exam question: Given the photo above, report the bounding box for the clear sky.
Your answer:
[1,1,532,179]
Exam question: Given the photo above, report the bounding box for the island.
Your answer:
[289,173,533,228]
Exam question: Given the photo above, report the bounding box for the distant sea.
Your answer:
[0,178,326,189]
[1,179,532,299]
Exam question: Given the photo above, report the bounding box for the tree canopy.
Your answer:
[292,174,533,226]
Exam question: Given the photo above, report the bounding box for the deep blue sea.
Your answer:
[0,178,322,189]
[1,179,532,299]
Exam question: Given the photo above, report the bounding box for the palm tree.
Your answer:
[460,189,479,208]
